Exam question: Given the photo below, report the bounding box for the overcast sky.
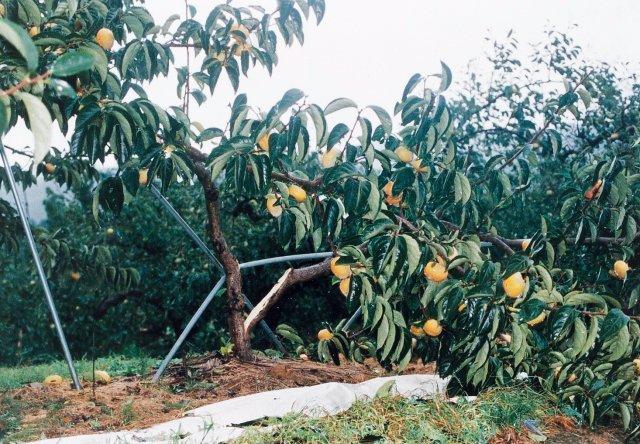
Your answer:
[4,0,640,165]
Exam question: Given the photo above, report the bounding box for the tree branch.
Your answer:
[244,257,332,336]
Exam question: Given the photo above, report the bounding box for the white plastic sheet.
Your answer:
[32,374,448,444]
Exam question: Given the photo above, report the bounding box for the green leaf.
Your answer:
[0,19,39,71]
[439,61,452,92]
[324,97,357,115]
[600,308,629,342]
[0,100,8,134]
[15,92,52,171]
[517,298,546,322]
[367,105,392,134]
[51,51,94,77]
[327,123,349,148]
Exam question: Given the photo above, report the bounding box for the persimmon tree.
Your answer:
[0,0,639,435]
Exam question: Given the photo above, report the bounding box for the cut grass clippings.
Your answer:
[236,385,557,443]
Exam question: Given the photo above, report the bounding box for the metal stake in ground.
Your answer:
[0,142,82,390]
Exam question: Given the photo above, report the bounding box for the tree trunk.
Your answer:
[198,172,253,361]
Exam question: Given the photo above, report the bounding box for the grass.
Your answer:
[236,385,557,443]
[0,355,157,391]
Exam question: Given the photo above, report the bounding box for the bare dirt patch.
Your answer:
[2,356,433,441]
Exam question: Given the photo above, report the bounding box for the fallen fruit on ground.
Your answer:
[96,28,115,50]
[93,370,111,384]
[423,319,443,337]
[43,374,63,386]
[503,272,526,298]
[423,261,448,283]
[317,328,333,341]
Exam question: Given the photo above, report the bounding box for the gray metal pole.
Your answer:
[152,276,226,382]
[149,185,291,356]
[152,251,333,381]
[343,307,362,332]
[150,185,223,271]
[0,142,82,390]
[239,252,333,270]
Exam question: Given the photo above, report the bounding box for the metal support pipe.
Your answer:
[343,307,362,332]
[239,252,333,270]
[152,276,227,382]
[0,143,82,390]
[153,251,333,381]
[149,184,285,351]
[150,185,223,271]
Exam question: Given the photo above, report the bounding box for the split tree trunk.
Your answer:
[198,172,253,361]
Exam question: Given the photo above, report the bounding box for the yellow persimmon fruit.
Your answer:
[70,271,81,282]
[521,239,531,250]
[567,373,577,383]
[394,145,414,163]
[423,261,448,283]
[257,133,270,151]
[29,26,40,37]
[266,195,282,217]
[339,277,350,296]
[321,148,339,168]
[230,23,250,40]
[44,162,56,174]
[106,228,114,236]
[233,41,252,56]
[423,319,443,337]
[503,272,526,298]
[43,374,64,386]
[410,325,425,337]
[410,158,428,173]
[212,51,226,63]
[382,181,394,196]
[317,328,333,341]
[94,370,111,384]
[288,184,307,203]
[330,257,352,279]
[138,168,149,185]
[96,28,115,50]
[613,260,630,280]
[526,311,546,327]
[385,193,403,207]
[633,358,640,375]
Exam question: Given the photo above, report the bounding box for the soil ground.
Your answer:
[0,356,625,443]
[1,356,431,441]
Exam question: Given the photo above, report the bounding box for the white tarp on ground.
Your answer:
[32,374,448,444]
